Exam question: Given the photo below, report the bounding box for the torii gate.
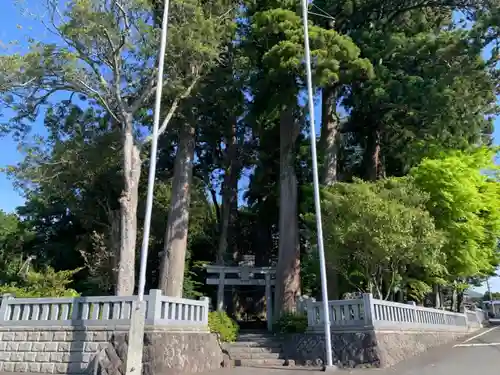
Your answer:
[205,264,276,331]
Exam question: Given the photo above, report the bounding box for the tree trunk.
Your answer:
[451,288,457,312]
[108,209,121,292]
[433,284,441,309]
[159,123,196,297]
[117,123,141,296]
[216,124,241,265]
[457,291,464,312]
[254,203,273,267]
[274,106,301,318]
[319,86,340,186]
[364,127,384,181]
[320,87,340,300]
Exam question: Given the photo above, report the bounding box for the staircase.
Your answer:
[223,331,293,367]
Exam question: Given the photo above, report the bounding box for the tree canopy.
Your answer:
[0,0,498,316]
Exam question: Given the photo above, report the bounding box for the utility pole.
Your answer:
[487,278,493,302]
[301,0,334,370]
[486,278,494,316]
[126,1,171,374]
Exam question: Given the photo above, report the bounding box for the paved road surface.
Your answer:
[376,325,500,375]
[199,326,500,375]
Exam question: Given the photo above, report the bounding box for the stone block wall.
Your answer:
[281,330,380,368]
[0,327,122,374]
[105,331,224,375]
[0,326,223,375]
[282,328,471,369]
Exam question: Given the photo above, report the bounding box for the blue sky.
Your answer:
[0,3,499,293]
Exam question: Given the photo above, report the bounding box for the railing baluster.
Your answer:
[12,304,22,321]
[61,304,70,320]
[81,302,90,320]
[102,303,110,320]
[40,304,50,320]
[112,302,121,319]
[90,302,99,320]
[49,304,59,320]
[21,304,30,320]
[31,305,40,321]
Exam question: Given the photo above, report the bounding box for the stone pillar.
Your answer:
[217,269,225,311]
[200,297,210,325]
[146,289,162,325]
[0,294,13,321]
[362,293,374,327]
[265,273,272,331]
[125,300,146,375]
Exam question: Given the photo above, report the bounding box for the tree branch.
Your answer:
[143,76,201,144]
[100,21,127,119]
[73,78,120,122]
[128,69,157,114]
[209,187,221,225]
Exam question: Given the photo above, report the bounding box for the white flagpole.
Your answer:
[301,0,334,370]
[126,2,171,375]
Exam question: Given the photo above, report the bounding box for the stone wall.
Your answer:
[374,330,467,367]
[0,326,118,374]
[281,328,470,369]
[98,330,224,375]
[0,327,223,375]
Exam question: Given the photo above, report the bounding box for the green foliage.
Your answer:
[0,256,80,298]
[339,7,498,177]
[0,210,31,254]
[0,0,498,310]
[250,8,373,87]
[306,178,445,299]
[300,250,321,298]
[273,312,308,333]
[411,148,500,281]
[208,311,239,342]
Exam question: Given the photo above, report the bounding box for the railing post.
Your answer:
[476,310,483,327]
[200,297,210,326]
[146,289,162,325]
[296,295,306,314]
[305,297,316,328]
[407,301,417,323]
[362,293,374,327]
[0,294,13,321]
[265,273,272,332]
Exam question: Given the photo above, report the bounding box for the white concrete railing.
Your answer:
[300,293,484,332]
[298,296,366,329]
[0,289,209,328]
[371,299,468,330]
[466,308,486,329]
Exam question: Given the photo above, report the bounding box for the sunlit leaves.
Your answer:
[250,7,372,88]
[306,178,445,299]
[411,147,500,280]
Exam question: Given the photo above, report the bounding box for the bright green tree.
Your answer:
[411,148,500,285]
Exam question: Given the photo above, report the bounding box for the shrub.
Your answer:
[274,312,308,334]
[208,311,239,342]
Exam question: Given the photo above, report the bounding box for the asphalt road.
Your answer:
[375,326,500,375]
[200,326,500,375]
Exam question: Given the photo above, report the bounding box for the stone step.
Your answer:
[233,358,292,367]
[239,331,276,337]
[227,346,282,354]
[236,335,282,340]
[228,341,283,348]
[236,336,281,342]
[228,352,283,360]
